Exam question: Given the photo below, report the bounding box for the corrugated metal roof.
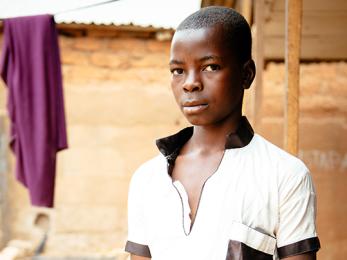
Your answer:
[0,0,201,29]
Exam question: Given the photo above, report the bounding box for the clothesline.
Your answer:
[0,0,120,20]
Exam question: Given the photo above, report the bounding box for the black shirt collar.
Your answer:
[156,116,254,158]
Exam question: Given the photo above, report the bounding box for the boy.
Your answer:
[125,6,320,260]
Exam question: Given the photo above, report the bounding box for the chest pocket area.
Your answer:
[226,222,276,260]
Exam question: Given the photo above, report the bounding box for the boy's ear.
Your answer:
[242,59,256,89]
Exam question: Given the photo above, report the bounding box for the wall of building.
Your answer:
[263,0,347,60]
[258,61,347,259]
[0,32,346,259]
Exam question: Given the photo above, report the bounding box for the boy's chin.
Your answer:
[184,114,240,127]
[184,117,213,126]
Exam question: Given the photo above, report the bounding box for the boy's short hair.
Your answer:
[176,6,252,65]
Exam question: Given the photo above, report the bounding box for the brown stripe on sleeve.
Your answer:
[226,240,273,260]
[125,240,151,258]
[277,237,320,259]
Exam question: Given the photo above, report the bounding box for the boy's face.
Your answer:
[169,25,245,127]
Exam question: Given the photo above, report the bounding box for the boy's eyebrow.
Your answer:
[199,55,222,62]
[169,59,184,65]
[169,55,222,65]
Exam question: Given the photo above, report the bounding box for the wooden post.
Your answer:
[241,0,252,24]
[251,0,264,128]
[284,0,303,155]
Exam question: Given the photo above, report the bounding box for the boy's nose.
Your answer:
[183,72,202,92]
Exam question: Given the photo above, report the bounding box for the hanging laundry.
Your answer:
[0,14,68,207]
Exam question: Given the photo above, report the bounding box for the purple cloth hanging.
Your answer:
[0,14,68,207]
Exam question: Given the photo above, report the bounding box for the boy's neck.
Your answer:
[188,114,242,154]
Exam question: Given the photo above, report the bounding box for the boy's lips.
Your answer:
[182,100,208,114]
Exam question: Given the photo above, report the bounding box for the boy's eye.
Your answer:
[170,68,184,75]
[204,64,220,72]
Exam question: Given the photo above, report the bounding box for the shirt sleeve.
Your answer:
[276,165,320,258]
[125,168,151,258]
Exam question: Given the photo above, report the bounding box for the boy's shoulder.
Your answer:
[253,133,302,159]
[252,133,309,179]
[130,154,166,186]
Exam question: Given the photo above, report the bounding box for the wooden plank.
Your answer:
[303,0,347,11]
[251,0,265,128]
[223,0,235,8]
[265,35,347,60]
[284,0,303,155]
[270,0,347,11]
[265,11,347,36]
[241,0,252,24]
[262,0,347,60]
[56,23,170,33]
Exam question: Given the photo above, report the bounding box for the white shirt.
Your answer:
[125,118,320,259]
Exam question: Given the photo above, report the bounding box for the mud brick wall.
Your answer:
[0,32,346,259]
